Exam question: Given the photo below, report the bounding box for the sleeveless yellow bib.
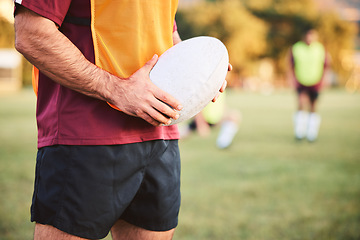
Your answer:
[91,0,178,79]
[292,41,325,86]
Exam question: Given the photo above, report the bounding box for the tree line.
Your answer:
[176,0,358,87]
[0,0,358,87]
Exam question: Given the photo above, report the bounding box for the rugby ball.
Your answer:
[150,36,229,125]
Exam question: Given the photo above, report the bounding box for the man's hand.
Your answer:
[212,63,232,102]
[108,55,182,126]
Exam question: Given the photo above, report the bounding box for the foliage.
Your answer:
[176,0,268,78]
[0,17,33,86]
[317,11,358,84]
[176,0,358,86]
[0,16,14,48]
[244,0,358,84]
[21,58,33,86]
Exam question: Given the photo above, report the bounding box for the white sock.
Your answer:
[294,111,309,139]
[216,120,238,149]
[307,113,321,141]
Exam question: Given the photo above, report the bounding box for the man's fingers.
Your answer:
[154,90,182,116]
[154,89,182,111]
[123,93,179,126]
[140,112,163,126]
[212,92,220,102]
[142,106,174,126]
[127,105,169,126]
[153,101,180,121]
[220,80,227,93]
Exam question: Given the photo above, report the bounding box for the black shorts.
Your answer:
[296,84,320,102]
[31,140,181,239]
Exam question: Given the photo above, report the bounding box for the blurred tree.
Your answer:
[0,16,14,48]
[176,0,268,85]
[317,11,358,84]
[243,0,318,79]
[0,16,32,86]
[244,0,358,85]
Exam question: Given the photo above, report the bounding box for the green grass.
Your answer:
[0,89,37,240]
[0,88,359,240]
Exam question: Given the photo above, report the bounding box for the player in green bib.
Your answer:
[290,29,330,141]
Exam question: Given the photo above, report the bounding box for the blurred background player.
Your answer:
[180,92,240,149]
[289,29,330,142]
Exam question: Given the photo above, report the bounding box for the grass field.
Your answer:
[0,88,359,240]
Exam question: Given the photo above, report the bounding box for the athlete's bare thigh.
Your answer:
[34,222,175,240]
[111,220,175,240]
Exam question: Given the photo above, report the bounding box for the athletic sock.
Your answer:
[307,113,321,142]
[294,111,308,140]
[216,120,238,149]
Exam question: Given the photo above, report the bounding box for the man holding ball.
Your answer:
[14,0,228,239]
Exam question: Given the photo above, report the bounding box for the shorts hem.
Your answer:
[122,217,178,232]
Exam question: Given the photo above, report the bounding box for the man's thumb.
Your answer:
[144,54,159,72]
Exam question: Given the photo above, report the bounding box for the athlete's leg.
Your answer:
[111,220,175,240]
[194,113,211,137]
[294,91,310,139]
[309,94,318,113]
[297,91,308,111]
[294,110,309,140]
[307,91,321,141]
[307,112,321,141]
[34,224,89,240]
[216,120,238,149]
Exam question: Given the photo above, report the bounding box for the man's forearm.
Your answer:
[14,6,114,103]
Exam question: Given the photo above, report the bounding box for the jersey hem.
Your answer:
[37,133,180,148]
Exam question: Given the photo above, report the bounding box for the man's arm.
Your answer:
[172,30,182,45]
[318,51,331,89]
[287,48,298,88]
[14,6,181,126]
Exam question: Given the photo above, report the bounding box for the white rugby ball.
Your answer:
[150,36,229,125]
